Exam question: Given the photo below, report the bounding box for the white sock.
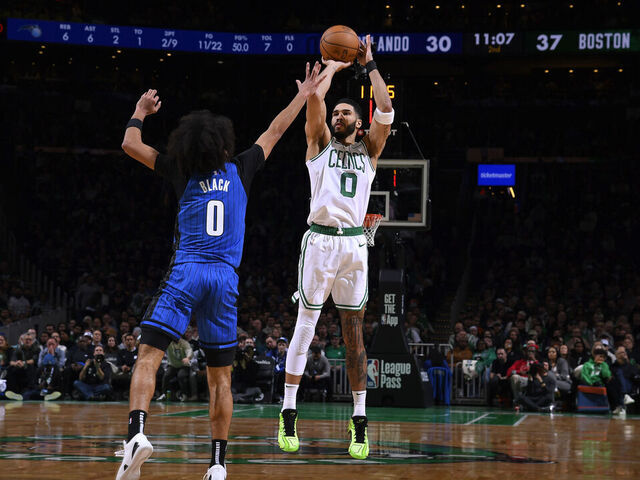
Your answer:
[282,383,299,411]
[352,390,367,417]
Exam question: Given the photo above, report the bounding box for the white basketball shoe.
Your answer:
[202,464,227,480]
[115,432,153,480]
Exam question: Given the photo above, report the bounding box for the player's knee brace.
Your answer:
[285,307,321,375]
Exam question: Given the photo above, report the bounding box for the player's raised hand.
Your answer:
[135,89,162,116]
[321,57,352,73]
[296,61,322,99]
[357,34,374,66]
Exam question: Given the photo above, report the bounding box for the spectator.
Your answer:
[503,338,521,368]
[263,335,277,358]
[514,361,556,412]
[451,331,473,366]
[19,353,63,401]
[158,337,196,402]
[37,337,66,370]
[623,336,640,365]
[63,335,91,398]
[0,333,13,375]
[488,347,510,406]
[324,334,346,360]
[546,345,572,397]
[559,344,570,363]
[38,331,50,350]
[272,337,288,402]
[302,345,331,401]
[405,313,423,344]
[50,332,67,356]
[89,329,103,355]
[231,341,262,403]
[113,333,138,398]
[73,345,113,400]
[612,346,639,407]
[507,341,540,399]
[569,339,590,370]
[580,342,625,415]
[472,339,496,376]
[448,322,464,348]
[6,333,39,398]
[103,336,120,367]
[8,287,31,319]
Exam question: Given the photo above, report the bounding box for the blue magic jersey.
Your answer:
[155,144,265,268]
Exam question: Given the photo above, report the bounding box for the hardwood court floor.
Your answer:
[1,401,639,479]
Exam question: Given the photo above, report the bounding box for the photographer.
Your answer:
[73,345,113,400]
[514,361,556,412]
[231,339,263,403]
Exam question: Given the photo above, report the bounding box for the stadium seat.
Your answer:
[427,367,451,406]
[254,355,275,403]
[576,385,610,413]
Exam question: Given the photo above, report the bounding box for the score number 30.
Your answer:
[536,34,563,51]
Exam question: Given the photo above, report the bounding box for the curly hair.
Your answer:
[167,110,235,177]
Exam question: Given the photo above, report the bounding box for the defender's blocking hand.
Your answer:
[135,89,162,116]
[296,61,322,99]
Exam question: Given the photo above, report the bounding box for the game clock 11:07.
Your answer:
[465,32,523,55]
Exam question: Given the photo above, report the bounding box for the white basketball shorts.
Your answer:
[292,230,369,311]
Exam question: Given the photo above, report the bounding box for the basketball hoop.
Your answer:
[363,214,383,247]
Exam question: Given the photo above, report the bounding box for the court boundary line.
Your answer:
[464,412,491,425]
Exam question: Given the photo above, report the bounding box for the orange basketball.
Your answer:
[320,25,361,63]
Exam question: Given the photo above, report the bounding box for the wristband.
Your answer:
[365,60,378,74]
[373,107,395,125]
[126,118,143,130]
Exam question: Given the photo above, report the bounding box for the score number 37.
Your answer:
[536,34,563,51]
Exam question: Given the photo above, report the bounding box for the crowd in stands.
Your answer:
[446,163,640,414]
[0,311,376,403]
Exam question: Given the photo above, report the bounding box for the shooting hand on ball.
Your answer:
[135,89,162,116]
[357,34,374,66]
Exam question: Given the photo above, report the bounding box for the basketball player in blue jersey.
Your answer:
[277,35,394,459]
[114,62,321,480]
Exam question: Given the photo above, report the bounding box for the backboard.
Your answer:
[367,159,430,229]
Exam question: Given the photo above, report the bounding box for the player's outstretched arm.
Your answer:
[256,61,321,160]
[359,35,394,165]
[305,59,350,157]
[121,89,162,170]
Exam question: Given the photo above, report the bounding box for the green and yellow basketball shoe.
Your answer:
[347,415,369,459]
[278,409,299,452]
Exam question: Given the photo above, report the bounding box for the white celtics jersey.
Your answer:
[306,137,375,228]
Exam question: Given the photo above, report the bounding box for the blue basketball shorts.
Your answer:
[141,261,238,351]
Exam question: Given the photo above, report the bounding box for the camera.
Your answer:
[94,354,105,364]
[593,348,607,356]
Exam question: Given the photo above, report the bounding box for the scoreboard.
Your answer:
[5,18,640,56]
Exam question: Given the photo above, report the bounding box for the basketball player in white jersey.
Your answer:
[277,35,394,459]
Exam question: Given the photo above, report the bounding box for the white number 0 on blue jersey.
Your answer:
[206,200,224,236]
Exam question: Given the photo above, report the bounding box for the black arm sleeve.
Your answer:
[233,144,265,196]
[154,153,188,198]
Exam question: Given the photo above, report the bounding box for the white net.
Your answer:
[363,214,383,246]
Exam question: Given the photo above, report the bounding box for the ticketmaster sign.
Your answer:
[478,164,515,186]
